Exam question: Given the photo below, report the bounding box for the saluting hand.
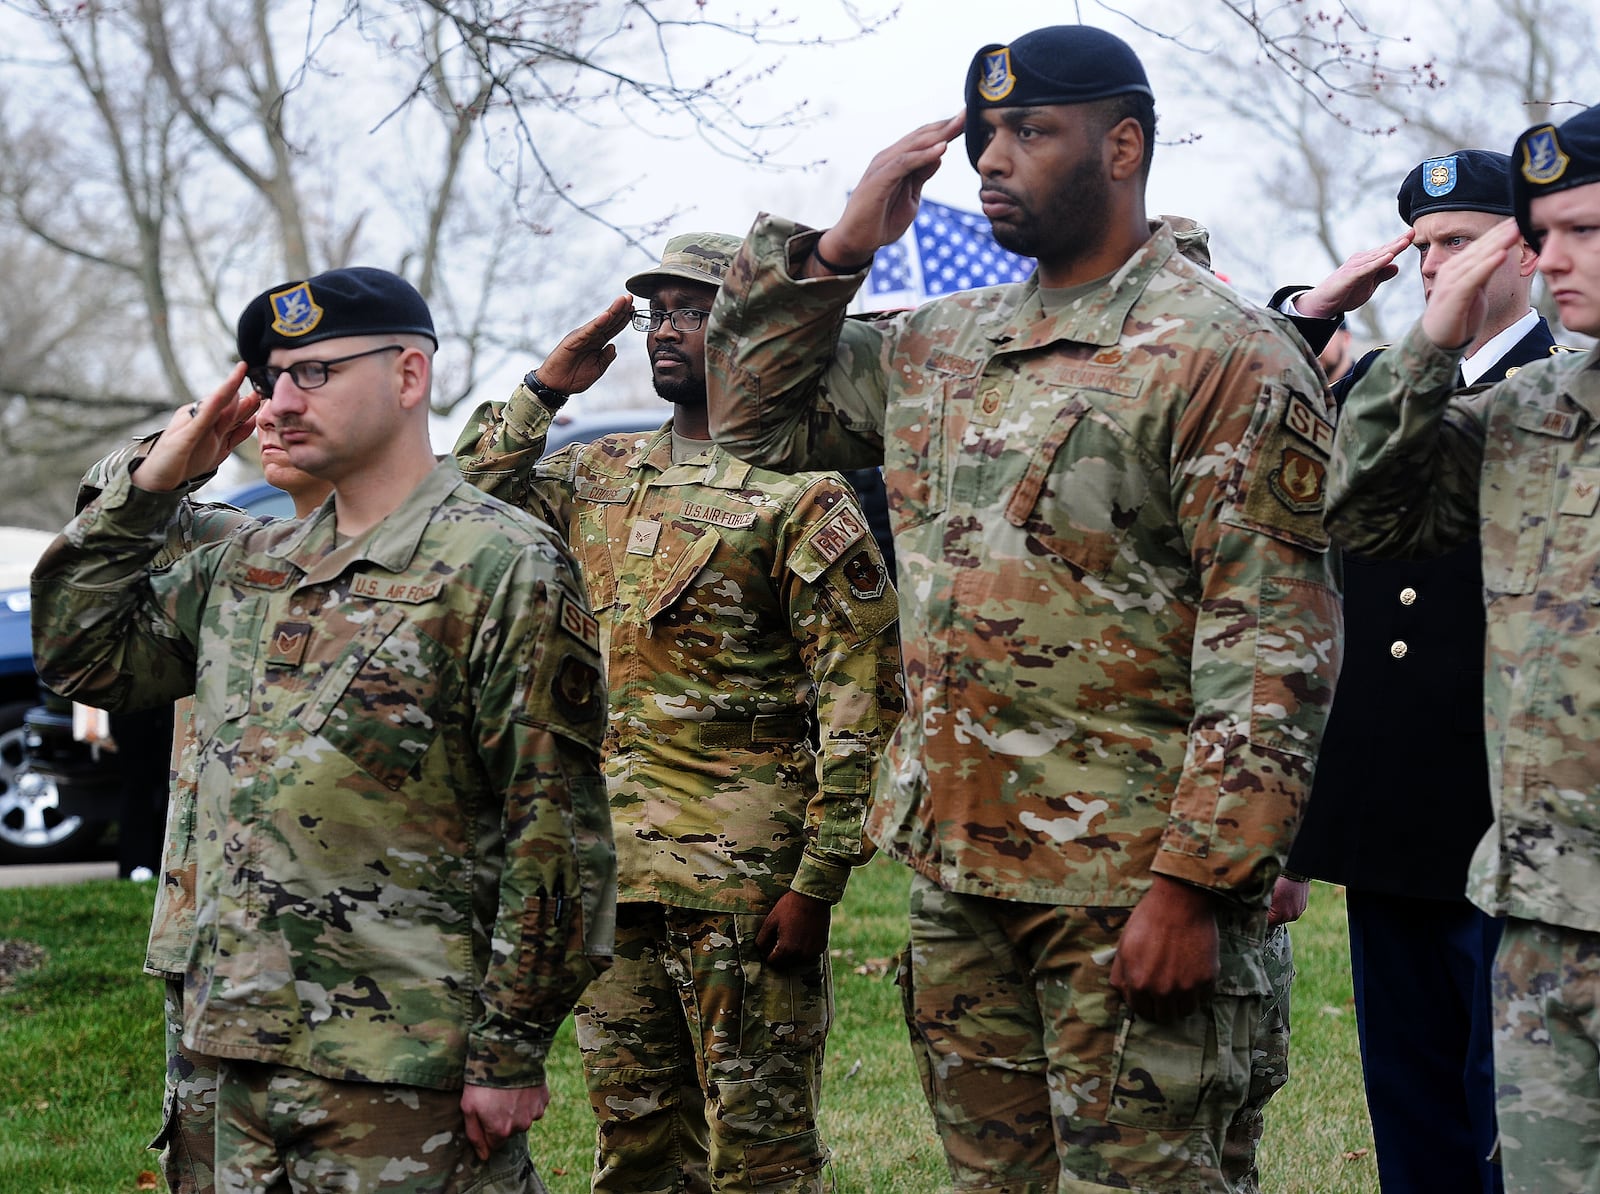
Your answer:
[132,363,260,493]
[810,113,966,278]
[1420,218,1523,351]
[533,295,635,396]
[1294,230,1417,319]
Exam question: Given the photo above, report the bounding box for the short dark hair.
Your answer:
[1087,93,1157,176]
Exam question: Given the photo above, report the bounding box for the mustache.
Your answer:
[652,348,689,365]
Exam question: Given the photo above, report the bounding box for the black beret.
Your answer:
[1512,106,1600,247]
[236,266,436,368]
[1395,150,1513,225]
[965,26,1152,167]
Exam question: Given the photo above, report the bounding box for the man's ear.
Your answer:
[395,346,432,411]
[1106,117,1145,183]
[1517,239,1540,279]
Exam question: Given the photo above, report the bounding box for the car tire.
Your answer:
[0,700,109,864]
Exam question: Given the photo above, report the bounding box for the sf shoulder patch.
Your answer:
[1230,380,1332,550]
[557,592,601,649]
[518,585,605,747]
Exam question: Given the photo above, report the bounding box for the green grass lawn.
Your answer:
[0,863,1378,1192]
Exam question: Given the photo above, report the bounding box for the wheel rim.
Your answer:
[0,724,83,850]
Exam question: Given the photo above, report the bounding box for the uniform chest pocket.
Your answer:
[883,378,953,535]
[1003,397,1147,578]
[575,507,620,612]
[1480,436,1559,597]
[640,527,723,623]
[297,609,455,790]
[194,595,265,739]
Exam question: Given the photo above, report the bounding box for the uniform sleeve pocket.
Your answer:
[1253,575,1341,758]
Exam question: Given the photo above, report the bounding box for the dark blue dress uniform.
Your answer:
[1282,305,1563,1194]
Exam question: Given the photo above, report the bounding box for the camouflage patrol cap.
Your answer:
[1512,105,1600,247]
[964,26,1152,167]
[235,266,436,368]
[625,233,744,298]
[1395,150,1513,225]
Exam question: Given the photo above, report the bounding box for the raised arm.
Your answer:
[454,297,635,523]
[31,372,261,711]
[1323,221,1522,558]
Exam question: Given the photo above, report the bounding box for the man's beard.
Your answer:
[653,373,707,407]
[988,153,1110,266]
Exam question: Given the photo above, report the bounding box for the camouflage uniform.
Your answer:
[456,389,902,1191]
[76,441,261,1194]
[705,216,1342,1190]
[1325,324,1600,1193]
[31,458,616,1193]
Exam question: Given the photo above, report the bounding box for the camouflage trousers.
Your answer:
[574,901,832,1193]
[1218,924,1294,1194]
[212,1059,546,1193]
[1492,917,1600,1193]
[153,978,220,1194]
[899,874,1267,1193]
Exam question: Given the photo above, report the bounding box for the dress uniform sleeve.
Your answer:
[465,538,615,1089]
[1156,329,1344,899]
[453,381,578,533]
[777,478,904,902]
[1325,321,1487,559]
[707,215,905,473]
[31,461,223,712]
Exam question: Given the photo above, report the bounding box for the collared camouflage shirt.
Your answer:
[1327,324,1600,933]
[31,460,615,1090]
[456,393,903,911]
[706,216,1342,907]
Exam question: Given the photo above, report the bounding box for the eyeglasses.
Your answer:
[630,308,710,333]
[246,344,404,397]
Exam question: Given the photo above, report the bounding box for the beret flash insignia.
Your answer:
[1521,126,1569,185]
[1422,156,1457,197]
[977,48,1015,103]
[269,281,324,338]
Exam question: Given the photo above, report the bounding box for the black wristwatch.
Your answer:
[522,369,568,409]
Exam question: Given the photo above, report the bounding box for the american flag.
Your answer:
[859,198,1034,311]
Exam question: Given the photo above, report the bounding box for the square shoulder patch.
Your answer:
[1230,383,1332,551]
